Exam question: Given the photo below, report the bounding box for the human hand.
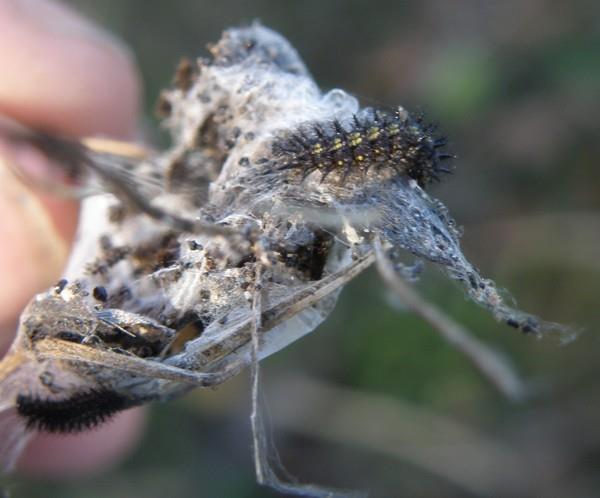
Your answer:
[0,0,144,477]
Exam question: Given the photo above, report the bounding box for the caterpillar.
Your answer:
[271,107,453,187]
[16,389,130,434]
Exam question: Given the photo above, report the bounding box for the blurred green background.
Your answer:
[7,1,600,497]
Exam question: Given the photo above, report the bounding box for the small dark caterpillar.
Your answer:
[16,389,130,433]
[271,107,453,187]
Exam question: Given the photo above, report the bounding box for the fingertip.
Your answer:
[0,0,141,138]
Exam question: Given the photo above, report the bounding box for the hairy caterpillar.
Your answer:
[16,389,131,434]
[272,108,453,186]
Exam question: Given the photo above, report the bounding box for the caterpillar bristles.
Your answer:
[271,107,453,187]
[16,388,130,434]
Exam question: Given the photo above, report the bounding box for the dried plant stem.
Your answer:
[249,263,366,498]
[250,262,265,484]
[3,121,236,237]
[374,239,526,401]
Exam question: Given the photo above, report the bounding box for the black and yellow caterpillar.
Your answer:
[272,107,453,187]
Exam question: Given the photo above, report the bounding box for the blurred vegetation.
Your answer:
[7,1,600,496]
